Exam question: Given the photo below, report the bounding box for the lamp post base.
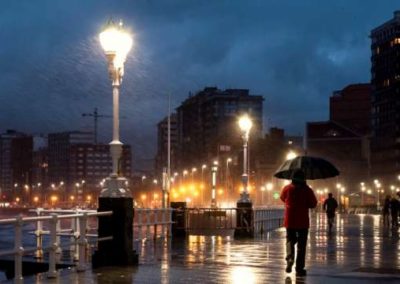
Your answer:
[234,201,253,238]
[92,197,138,268]
[100,176,130,198]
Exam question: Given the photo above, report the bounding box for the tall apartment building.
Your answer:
[370,11,400,178]
[155,113,178,175]
[330,83,372,135]
[32,135,48,190]
[69,144,132,194]
[176,87,264,169]
[306,82,371,187]
[48,131,132,194]
[0,130,33,199]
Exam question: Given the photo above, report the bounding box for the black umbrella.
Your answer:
[274,156,340,180]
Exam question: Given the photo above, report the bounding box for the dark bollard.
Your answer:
[234,202,254,238]
[170,201,187,238]
[92,197,138,268]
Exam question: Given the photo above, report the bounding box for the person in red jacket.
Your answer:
[280,169,317,276]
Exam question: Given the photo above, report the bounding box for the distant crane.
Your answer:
[82,108,112,144]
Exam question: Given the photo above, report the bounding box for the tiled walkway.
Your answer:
[9,213,400,283]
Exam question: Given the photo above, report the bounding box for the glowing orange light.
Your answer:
[15,197,20,202]
[50,195,58,202]
[141,194,147,200]
[70,195,75,201]
[33,196,39,203]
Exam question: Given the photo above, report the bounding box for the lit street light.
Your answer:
[99,20,133,197]
[286,151,297,161]
[238,114,252,203]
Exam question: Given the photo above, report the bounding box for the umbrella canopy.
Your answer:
[274,156,340,180]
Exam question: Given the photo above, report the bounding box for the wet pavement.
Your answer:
[5,213,400,283]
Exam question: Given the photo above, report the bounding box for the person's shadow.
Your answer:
[285,276,307,284]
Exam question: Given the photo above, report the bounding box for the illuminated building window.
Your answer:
[394,38,400,45]
[383,79,390,87]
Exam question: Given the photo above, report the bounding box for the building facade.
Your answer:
[48,131,132,196]
[176,87,264,170]
[330,83,372,135]
[0,130,33,201]
[370,11,400,178]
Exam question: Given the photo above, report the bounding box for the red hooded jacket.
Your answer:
[280,182,317,229]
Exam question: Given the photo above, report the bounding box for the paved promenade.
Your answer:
[6,213,400,283]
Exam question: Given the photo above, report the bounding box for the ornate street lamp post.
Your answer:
[238,114,253,203]
[234,114,254,237]
[211,161,218,207]
[99,20,133,197]
[93,19,138,268]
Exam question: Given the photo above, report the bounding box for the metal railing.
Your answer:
[0,209,112,281]
[185,207,236,229]
[253,206,284,235]
[134,208,173,241]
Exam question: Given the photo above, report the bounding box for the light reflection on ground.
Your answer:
[2,213,400,283]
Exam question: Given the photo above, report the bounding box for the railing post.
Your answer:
[153,209,158,240]
[137,209,142,241]
[55,217,62,254]
[77,213,88,272]
[168,208,173,237]
[73,210,81,261]
[146,209,151,240]
[48,214,58,278]
[161,208,166,239]
[14,215,24,282]
[34,208,43,258]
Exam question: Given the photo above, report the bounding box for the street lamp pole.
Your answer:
[211,161,218,207]
[226,158,232,198]
[238,115,252,203]
[99,20,133,198]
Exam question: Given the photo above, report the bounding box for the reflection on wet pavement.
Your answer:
[15,213,400,283]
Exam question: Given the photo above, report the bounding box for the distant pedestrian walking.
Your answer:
[383,195,390,226]
[390,196,399,228]
[323,193,338,233]
[280,169,317,277]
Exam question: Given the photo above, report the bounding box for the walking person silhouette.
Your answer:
[280,169,317,277]
[323,193,338,234]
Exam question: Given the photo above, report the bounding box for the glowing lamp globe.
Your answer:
[99,20,133,66]
[238,115,253,134]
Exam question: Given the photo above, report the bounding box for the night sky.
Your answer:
[0,1,398,170]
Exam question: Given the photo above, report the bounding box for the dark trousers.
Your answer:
[286,228,308,271]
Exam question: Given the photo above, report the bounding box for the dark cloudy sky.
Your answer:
[0,1,398,169]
